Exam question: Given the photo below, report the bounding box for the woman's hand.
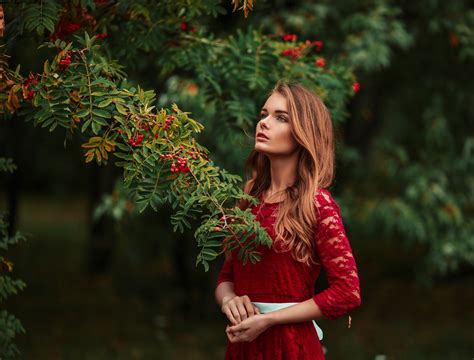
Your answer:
[225,314,272,343]
[221,295,261,326]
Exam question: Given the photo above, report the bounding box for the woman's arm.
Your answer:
[264,298,326,326]
[225,299,324,343]
[226,189,361,342]
[215,281,237,307]
[264,189,362,326]
[310,189,361,320]
[215,255,261,325]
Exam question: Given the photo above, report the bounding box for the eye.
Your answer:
[278,116,288,122]
[259,113,267,119]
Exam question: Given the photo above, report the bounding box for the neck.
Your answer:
[266,150,299,196]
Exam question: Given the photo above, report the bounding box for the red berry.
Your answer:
[25,90,36,101]
[313,40,323,51]
[282,34,297,42]
[315,58,325,67]
[352,82,360,93]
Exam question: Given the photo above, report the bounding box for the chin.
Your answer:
[254,145,271,155]
[254,145,265,153]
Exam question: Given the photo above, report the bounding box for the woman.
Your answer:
[214,80,361,359]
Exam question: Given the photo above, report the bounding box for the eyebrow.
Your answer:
[260,108,288,114]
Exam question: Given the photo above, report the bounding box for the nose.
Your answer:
[259,115,270,130]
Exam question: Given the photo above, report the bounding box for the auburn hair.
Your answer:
[236,80,336,266]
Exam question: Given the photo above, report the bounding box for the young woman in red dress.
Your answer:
[214,80,361,359]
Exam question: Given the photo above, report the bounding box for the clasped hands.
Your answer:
[221,295,272,343]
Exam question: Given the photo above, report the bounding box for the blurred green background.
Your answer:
[1,0,473,359]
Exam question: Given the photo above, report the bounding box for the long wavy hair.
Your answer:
[237,80,335,267]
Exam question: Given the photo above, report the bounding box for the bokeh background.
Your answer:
[1,0,473,359]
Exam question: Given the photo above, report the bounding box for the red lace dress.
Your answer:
[216,188,361,359]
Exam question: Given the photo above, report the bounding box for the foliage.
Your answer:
[0,159,26,360]
[1,0,473,282]
[0,32,276,272]
[263,0,474,281]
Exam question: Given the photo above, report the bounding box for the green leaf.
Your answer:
[98,98,113,108]
[115,103,128,115]
[76,109,89,118]
[92,109,111,118]
[91,121,102,134]
[81,119,92,132]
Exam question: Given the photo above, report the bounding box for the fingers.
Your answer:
[229,301,243,324]
[221,296,239,325]
[242,295,261,315]
[226,326,237,342]
[222,296,244,325]
[222,295,260,325]
[236,297,248,321]
[226,325,243,343]
[223,303,239,325]
[226,325,253,343]
[242,296,256,318]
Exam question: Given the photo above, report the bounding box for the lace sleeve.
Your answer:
[216,253,234,287]
[312,189,361,320]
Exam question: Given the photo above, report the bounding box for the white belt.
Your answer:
[251,301,323,340]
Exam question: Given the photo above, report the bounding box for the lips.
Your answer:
[256,132,269,140]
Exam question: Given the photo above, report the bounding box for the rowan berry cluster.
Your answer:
[220,216,235,224]
[213,216,240,232]
[59,53,72,71]
[282,34,297,42]
[158,145,203,175]
[180,21,196,33]
[279,35,359,92]
[128,134,144,147]
[159,153,189,173]
[120,112,181,148]
[22,73,39,101]
[162,115,174,130]
[50,8,104,41]
[170,157,190,173]
[51,22,81,40]
[280,38,324,64]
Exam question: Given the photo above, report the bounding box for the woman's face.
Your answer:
[255,92,299,156]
